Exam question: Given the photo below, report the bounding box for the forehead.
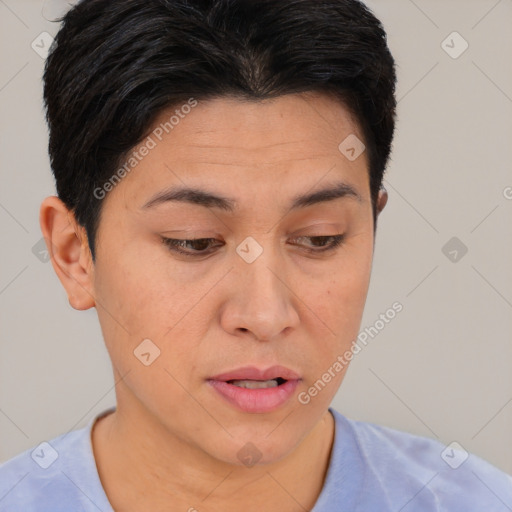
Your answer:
[153,92,362,158]
[110,91,370,210]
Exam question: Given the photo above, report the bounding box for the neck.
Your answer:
[92,399,335,512]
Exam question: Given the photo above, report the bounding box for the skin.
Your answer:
[40,91,387,512]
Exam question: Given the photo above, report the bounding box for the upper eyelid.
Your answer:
[164,234,343,243]
[161,234,344,253]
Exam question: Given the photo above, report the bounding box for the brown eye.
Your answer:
[161,237,221,256]
[289,234,345,253]
[161,234,345,259]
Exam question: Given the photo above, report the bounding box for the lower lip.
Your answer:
[207,379,300,413]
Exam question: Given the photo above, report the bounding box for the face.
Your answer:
[88,91,380,465]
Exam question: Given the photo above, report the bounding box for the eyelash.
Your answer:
[161,234,345,257]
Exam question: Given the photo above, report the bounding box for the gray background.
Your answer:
[1,0,511,474]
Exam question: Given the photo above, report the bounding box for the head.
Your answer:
[40,0,396,466]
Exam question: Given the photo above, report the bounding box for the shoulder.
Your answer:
[329,409,512,511]
[0,419,111,512]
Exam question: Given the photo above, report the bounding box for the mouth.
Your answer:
[207,366,301,413]
[226,377,287,389]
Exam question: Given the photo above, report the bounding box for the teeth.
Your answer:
[230,379,279,389]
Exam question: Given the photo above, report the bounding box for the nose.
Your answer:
[219,239,300,342]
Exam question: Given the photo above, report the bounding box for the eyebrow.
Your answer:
[141,181,362,213]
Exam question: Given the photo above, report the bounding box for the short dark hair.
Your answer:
[43,0,397,260]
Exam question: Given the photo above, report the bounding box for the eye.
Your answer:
[161,234,345,258]
[288,234,345,254]
[161,237,220,256]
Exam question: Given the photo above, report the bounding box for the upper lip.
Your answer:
[209,365,301,382]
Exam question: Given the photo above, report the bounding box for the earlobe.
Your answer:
[39,196,96,311]
[376,186,388,215]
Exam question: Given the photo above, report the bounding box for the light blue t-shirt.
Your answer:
[1,406,511,511]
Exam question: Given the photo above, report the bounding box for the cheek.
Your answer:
[92,240,210,369]
[301,241,373,376]
[315,241,372,323]
[91,248,200,404]
[94,238,169,321]
[308,277,369,359]
[296,250,372,403]
[91,240,163,364]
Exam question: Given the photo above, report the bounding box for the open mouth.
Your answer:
[208,365,301,413]
[226,377,287,389]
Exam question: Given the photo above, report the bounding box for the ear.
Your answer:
[376,186,388,216]
[39,196,96,310]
